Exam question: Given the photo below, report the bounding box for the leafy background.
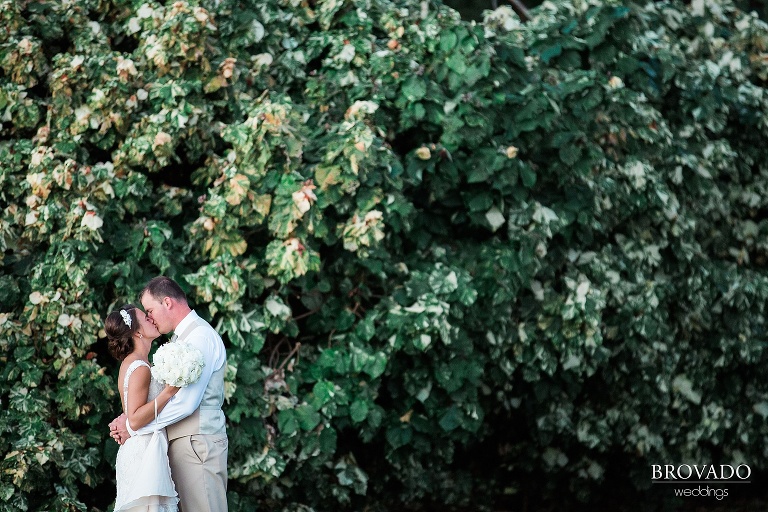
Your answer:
[3,0,768,510]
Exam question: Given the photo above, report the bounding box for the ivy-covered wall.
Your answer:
[3,0,768,510]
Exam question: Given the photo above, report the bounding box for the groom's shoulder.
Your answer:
[189,310,210,329]
[193,316,222,338]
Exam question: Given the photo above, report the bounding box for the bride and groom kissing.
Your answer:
[105,276,228,512]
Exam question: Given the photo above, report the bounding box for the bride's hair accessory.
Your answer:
[120,309,132,328]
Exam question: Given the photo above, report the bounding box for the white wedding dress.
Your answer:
[115,360,179,512]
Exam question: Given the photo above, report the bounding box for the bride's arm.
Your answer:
[125,366,180,430]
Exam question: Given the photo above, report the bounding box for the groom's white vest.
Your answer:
[166,317,227,440]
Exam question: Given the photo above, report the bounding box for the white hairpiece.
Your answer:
[120,309,132,328]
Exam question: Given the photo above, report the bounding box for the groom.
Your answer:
[109,276,228,512]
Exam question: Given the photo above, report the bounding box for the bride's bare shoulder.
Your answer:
[118,356,149,380]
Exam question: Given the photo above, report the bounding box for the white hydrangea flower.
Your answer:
[151,341,205,387]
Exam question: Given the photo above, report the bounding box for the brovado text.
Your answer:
[651,464,751,481]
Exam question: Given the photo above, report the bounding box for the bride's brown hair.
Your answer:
[105,305,138,361]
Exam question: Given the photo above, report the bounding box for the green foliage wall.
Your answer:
[3,0,768,510]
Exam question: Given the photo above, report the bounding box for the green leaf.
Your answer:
[466,164,493,183]
[520,165,537,187]
[319,426,337,454]
[558,144,582,166]
[446,53,467,74]
[355,316,376,342]
[278,409,299,435]
[350,399,369,423]
[365,352,388,378]
[466,192,493,212]
[296,404,322,431]
[385,425,413,449]
[312,381,336,406]
[440,31,458,52]
[402,76,427,102]
[540,43,563,63]
[439,406,462,431]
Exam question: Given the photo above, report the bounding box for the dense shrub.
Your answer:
[3,0,768,510]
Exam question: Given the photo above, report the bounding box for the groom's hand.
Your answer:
[108,413,130,445]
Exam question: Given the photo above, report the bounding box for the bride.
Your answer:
[104,304,180,511]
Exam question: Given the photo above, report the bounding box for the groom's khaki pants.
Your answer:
[169,433,228,512]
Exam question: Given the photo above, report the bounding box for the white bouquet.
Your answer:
[151,341,205,387]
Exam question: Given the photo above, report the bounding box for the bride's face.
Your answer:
[135,309,160,341]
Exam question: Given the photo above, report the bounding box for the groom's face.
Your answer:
[141,293,172,335]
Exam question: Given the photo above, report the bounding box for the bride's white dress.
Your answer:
[115,360,178,512]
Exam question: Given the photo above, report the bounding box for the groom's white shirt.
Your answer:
[127,310,226,435]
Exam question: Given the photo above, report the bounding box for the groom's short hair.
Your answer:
[141,276,188,304]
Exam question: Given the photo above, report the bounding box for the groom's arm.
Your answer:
[128,380,204,434]
[128,326,225,435]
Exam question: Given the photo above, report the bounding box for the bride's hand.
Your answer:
[109,413,129,445]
